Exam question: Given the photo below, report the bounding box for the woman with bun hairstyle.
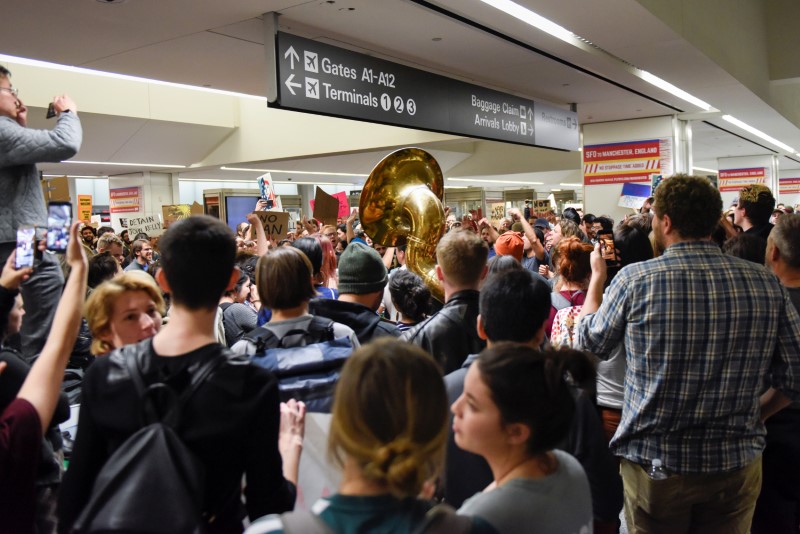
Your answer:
[453,342,594,533]
[546,236,593,336]
[245,338,493,533]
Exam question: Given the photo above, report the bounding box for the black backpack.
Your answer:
[71,344,225,534]
[245,316,353,413]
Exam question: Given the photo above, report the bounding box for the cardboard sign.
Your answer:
[250,210,290,237]
[161,202,203,228]
[311,188,340,225]
[77,195,92,223]
[127,214,164,237]
[42,176,70,203]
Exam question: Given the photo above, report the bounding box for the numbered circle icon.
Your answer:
[380,93,391,111]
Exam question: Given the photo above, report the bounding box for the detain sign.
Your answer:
[268,31,579,151]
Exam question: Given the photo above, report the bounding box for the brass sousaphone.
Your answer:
[359,148,446,302]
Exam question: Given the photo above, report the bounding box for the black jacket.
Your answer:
[59,340,296,533]
[400,290,484,374]
[309,298,399,345]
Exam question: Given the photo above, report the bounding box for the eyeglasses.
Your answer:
[0,87,19,97]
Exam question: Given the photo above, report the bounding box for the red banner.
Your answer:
[718,168,766,192]
[780,177,800,195]
[583,139,664,185]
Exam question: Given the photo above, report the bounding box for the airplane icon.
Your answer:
[306,78,319,99]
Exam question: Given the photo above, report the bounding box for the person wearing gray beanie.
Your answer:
[337,242,388,295]
[309,241,399,344]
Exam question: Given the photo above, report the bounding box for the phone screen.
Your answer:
[598,232,619,265]
[47,202,72,252]
[15,226,35,269]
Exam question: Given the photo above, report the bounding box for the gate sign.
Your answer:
[269,32,579,151]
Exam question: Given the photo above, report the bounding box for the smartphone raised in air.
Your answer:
[47,201,72,252]
[15,226,35,269]
[597,230,620,266]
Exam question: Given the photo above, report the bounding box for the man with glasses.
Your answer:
[0,65,82,359]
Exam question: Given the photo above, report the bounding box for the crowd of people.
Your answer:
[1,65,800,534]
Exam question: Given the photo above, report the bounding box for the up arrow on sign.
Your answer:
[284,74,301,95]
[284,46,299,70]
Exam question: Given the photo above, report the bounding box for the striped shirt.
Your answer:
[576,240,800,473]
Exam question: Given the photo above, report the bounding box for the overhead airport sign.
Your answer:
[268,32,579,151]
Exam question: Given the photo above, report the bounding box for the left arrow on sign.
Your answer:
[284,46,299,70]
[285,74,301,95]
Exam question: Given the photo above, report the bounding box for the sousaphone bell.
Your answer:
[359,148,446,302]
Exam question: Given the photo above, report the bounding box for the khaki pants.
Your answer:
[620,456,762,534]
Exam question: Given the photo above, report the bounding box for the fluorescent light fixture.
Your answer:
[63,160,186,169]
[444,186,468,189]
[220,166,368,177]
[480,0,714,111]
[448,178,544,185]
[722,115,798,153]
[43,174,107,179]
[479,0,577,44]
[0,54,267,101]
[638,71,713,112]
[180,177,351,185]
[559,183,583,187]
[692,166,718,174]
[551,189,562,191]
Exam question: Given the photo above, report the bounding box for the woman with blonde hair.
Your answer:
[84,272,166,356]
[245,339,492,533]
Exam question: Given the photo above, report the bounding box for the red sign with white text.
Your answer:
[779,177,800,195]
[583,139,665,185]
[718,168,766,192]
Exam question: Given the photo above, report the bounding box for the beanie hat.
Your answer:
[337,242,388,294]
[494,232,524,262]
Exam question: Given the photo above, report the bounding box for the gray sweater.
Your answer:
[0,112,82,243]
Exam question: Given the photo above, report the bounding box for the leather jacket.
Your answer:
[400,290,485,374]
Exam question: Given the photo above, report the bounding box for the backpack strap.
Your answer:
[281,510,335,534]
[124,343,226,428]
[551,291,571,310]
[411,503,473,534]
[305,316,336,343]
[218,302,234,312]
[551,290,585,310]
[243,326,281,353]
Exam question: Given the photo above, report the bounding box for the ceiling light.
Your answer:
[722,115,797,154]
[220,166,368,177]
[480,0,714,111]
[551,188,562,191]
[448,178,543,185]
[0,54,266,101]
[559,183,583,187]
[179,177,353,185]
[63,160,186,168]
[638,71,713,111]
[46,175,104,179]
[479,0,578,45]
[692,166,718,174]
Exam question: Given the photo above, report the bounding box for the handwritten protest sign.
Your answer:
[127,214,164,237]
[250,210,290,237]
[161,202,203,229]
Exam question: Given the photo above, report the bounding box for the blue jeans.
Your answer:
[0,243,65,360]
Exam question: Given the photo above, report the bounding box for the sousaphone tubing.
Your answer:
[359,148,446,302]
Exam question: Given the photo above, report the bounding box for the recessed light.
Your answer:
[96,0,127,4]
[432,37,443,42]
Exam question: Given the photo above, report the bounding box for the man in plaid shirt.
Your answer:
[576,174,800,533]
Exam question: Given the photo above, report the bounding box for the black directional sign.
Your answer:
[268,32,579,151]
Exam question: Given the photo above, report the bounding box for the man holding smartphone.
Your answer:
[0,66,82,359]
